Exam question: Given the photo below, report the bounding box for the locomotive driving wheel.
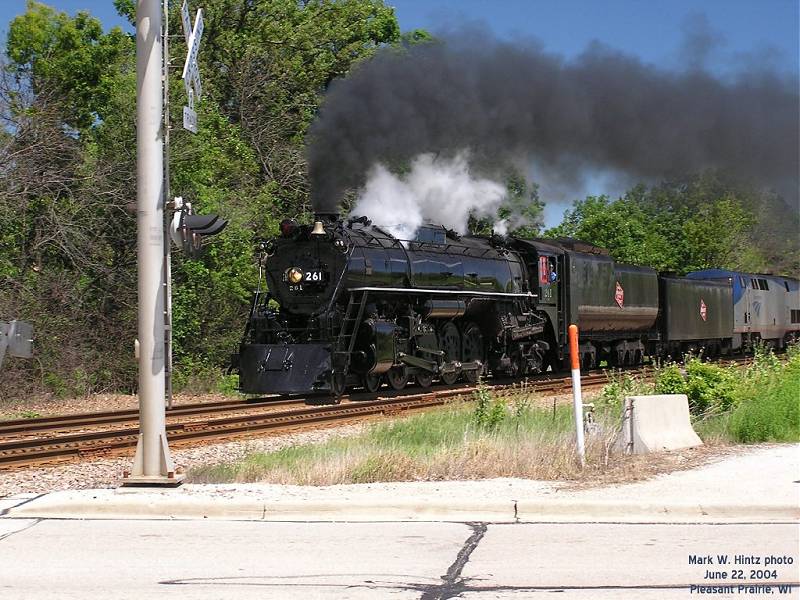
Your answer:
[416,372,434,388]
[461,322,485,384]
[362,372,381,393]
[438,322,461,385]
[386,366,409,391]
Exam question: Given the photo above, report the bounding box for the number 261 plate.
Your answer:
[287,270,327,292]
[301,270,325,283]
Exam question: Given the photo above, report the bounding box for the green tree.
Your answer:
[469,170,544,237]
[682,196,759,272]
[0,0,406,398]
[545,173,781,274]
[546,195,680,270]
[6,1,130,130]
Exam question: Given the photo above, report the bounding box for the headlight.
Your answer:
[288,267,303,284]
[334,239,347,252]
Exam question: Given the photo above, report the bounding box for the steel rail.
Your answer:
[0,396,293,436]
[0,375,600,470]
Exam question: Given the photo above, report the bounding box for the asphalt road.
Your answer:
[1,518,797,599]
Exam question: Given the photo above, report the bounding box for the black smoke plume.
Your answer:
[307,28,798,212]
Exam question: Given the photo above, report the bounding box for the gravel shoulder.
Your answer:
[0,386,753,499]
[0,423,366,496]
[0,391,246,420]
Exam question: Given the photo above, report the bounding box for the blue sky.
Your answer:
[1,1,797,224]
[0,0,800,72]
[2,1,795,75]
[390,0,798,75]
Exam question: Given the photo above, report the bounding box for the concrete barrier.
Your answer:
[618,394,703,454]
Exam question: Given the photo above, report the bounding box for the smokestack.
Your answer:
[313,212,339,223]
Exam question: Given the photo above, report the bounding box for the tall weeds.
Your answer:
[189,390,622,485]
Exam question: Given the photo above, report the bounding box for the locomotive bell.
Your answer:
[311,221,325,236]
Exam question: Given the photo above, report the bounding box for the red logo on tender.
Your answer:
[700,299,707,321]
[615,282,624,308]
[539,256,549,285]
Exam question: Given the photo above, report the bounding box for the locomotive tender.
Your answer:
[231,214,799,398]
[687,269,800,351]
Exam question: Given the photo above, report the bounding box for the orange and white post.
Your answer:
[568,324,586,466]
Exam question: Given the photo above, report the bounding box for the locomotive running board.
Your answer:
[348,287,537,299]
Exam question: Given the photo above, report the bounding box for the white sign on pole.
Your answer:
[182,10,203,86]
[183,106,198,134]
[181,0,192,44]
[184,60,202,100]
[180,2,203,133]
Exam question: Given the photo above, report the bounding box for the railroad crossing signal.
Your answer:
[181,1,203,133]
[169,198,228,258]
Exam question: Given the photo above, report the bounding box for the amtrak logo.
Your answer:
[700,299,707,322]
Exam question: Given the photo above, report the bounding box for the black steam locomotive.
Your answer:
[231,214,741,398]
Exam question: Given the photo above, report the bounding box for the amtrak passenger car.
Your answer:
[687,270,800,350]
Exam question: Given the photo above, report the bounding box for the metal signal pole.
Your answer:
[124,0,181,485]
[163,0,174,410]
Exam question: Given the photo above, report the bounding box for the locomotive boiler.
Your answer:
[233,215,548,396]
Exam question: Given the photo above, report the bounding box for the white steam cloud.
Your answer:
[350,152,507,239]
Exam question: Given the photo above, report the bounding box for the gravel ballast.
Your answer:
[0,424,365,496]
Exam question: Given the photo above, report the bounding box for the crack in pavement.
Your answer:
[420,521,487,600]
[0,518,41,542]
[0,493,47,517]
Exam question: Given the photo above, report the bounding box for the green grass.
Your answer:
[727,354,800,443]
[0,408,42,421]
[189,389,619,485]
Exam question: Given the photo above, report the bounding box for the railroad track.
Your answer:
[0,396,297,437]
[0,356,753,471]
[0,372,610,470]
